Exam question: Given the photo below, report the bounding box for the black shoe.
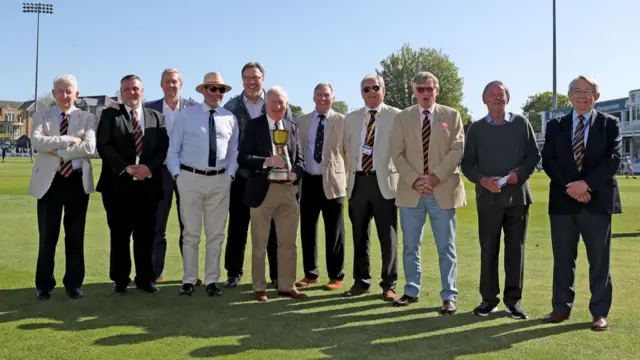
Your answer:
[271,279,278,288]
[195,278,203,286]
[505,304,529,319]
[393,294,418,307]
[206,283,223,297]
[179,283,195,296]
[136,283,160,293]
[111,284,127,295]
[67,288,84,299]
[36,289,51,300]
[224,276,240,289]
[473,302,499,316]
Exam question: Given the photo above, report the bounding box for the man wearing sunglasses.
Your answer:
[343,74,401,302]
[167,72,239,297]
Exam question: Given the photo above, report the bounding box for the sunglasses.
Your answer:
[362,85,381,93]
[205,85,227,94]
[415,86,435,94]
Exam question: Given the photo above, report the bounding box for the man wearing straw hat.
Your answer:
[167,72,239,297]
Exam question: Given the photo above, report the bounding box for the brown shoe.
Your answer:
[278,289,309,299]
[441,300,457,315]
[324,280,344,291]
[591,316,609,331]
[295,277,318,288]
[343,284,370,297]
[542,311,570,324]
[255,291,268,302]
[382,289,397,302]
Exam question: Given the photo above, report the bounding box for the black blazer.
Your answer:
[238,115,304,208]
[96,104,169,199]
[541,110,622,215]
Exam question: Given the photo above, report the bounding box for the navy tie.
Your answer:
[208,109,217,167]
[313,114,325,164]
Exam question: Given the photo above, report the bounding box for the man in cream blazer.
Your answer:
[29,74,97,300]
[343,74,401,301]
[295,83,348,291]
[391,72,466,315]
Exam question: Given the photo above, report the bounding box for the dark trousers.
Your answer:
[477,205,528,306]
[35,172,89,291]
[300,173,345,281]
[348,173,398,290]
[152,166,184,278]
[102,185,159,287]
[225,176,278,281]
[550,210,613,317]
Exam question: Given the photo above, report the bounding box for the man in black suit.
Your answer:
[541,75,622,331]
[96,74,169,295]
[238,86,307,302]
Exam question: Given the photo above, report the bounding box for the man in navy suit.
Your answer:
[144,68,198,282]
[541,75,622,331]
[238,86,306,302]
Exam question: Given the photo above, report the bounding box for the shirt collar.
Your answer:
[364,104,383,115]
[58,105,77,116]
[124,104,143,115]
[163,98,181,111]
[418,103,436,116]
[243,90,265,105]
[201,102,220,113]
[486,111,511,124]
[314,109,331,119]
[267,115,286,128]
[573,109,594,124]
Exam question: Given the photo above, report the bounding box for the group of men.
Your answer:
[28,61,621,332]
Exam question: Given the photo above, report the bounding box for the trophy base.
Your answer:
[268,171,290,183]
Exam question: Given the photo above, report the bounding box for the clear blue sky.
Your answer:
[0,0,638,119]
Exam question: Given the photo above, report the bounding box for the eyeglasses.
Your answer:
[415,86,435,94]
[363,85,381,93]
[205,85,227,94]
[243,76,262,82]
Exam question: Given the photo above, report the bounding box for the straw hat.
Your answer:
[195,72,232,94]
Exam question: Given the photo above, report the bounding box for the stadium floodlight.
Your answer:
[22,3,54,112]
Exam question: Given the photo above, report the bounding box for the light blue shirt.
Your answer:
[572,109,593,147]
[168,103,239,177]
[305,110,329,175]
[56,106,81,170]
[485,111,512,125]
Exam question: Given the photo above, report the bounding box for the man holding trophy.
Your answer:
[238,86,306,302]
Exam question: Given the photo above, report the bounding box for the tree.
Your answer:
[521,91,571,132]
[332,100,349,114]
[289,104,304,119]
[376,43,470,123]
[32,92,56,111]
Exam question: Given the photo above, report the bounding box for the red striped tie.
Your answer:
[573,115,586,171]
[422,109,431,174]
[130,109,143,157]
[59,113,73,177]
[361,110,376,172]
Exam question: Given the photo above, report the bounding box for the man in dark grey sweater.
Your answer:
[461,81,540,319]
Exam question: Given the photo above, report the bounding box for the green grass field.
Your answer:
[0,157,638,360]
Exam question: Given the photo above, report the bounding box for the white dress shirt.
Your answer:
[305,110,330,175]
[124,104,144,165]
[418,103,436,126]
[267,115,291,171]
[168,103,239,178]
[243,91,265,119]
[162,99,181,135]
[358,104,383,171]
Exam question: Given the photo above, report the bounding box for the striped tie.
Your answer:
[59,113,73,177]
[573,115,587,171]
[422,109,431,174]
[130,109,143,157]
[361,110,376,172]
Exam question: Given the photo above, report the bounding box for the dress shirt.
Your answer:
[358,104,383,171]
[572,109,593,147]
[162,99,181,135]
[56,106,81,170]
[305,110,330,175]
[243,91,265,119]
[124,104,145,165]
[418,103,436,126]
[168,102,239,178]
[485,111,512,125]
[267,115,292,171]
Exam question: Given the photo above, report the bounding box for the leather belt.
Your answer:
[180,164,226,176]
[355,171,376,176]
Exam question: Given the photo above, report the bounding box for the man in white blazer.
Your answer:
[343,74,401,301]
[29,74,97,300]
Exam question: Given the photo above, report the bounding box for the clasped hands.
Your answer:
[566,180,591,203]
[480,171,518,193]
[126,164,151,180]
[47,136,83,157]
[412,173,441,196]
[264,156,297,182]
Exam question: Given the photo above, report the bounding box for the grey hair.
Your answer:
[160,68,183,85]
[568,75,599,94]
[412,71,440,90]
[482,80,510,100]
[267,86,289,102]
[360,74,385,90]
[313,83,335,98]
[53,74,78,89]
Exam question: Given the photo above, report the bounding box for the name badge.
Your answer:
[362,145,372,156]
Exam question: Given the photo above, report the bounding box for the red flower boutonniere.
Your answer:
[440,122,448,130]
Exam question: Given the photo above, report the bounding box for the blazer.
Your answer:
[144,97,198,113]
[28,106,97,199]
[296,110,347,199]
[391,104,466,209]
[344,103,401,200]
[95,104,169,199]
[238,114,304,208]
[542,110,622,215]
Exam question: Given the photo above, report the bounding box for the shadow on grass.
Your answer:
[0,282,589,359]
[612,232,640,239]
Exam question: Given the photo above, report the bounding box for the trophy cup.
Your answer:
[268,129,291,182]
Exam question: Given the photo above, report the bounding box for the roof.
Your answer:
[0,100,25,109]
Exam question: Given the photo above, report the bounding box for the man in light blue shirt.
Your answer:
[167,72,238,297]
